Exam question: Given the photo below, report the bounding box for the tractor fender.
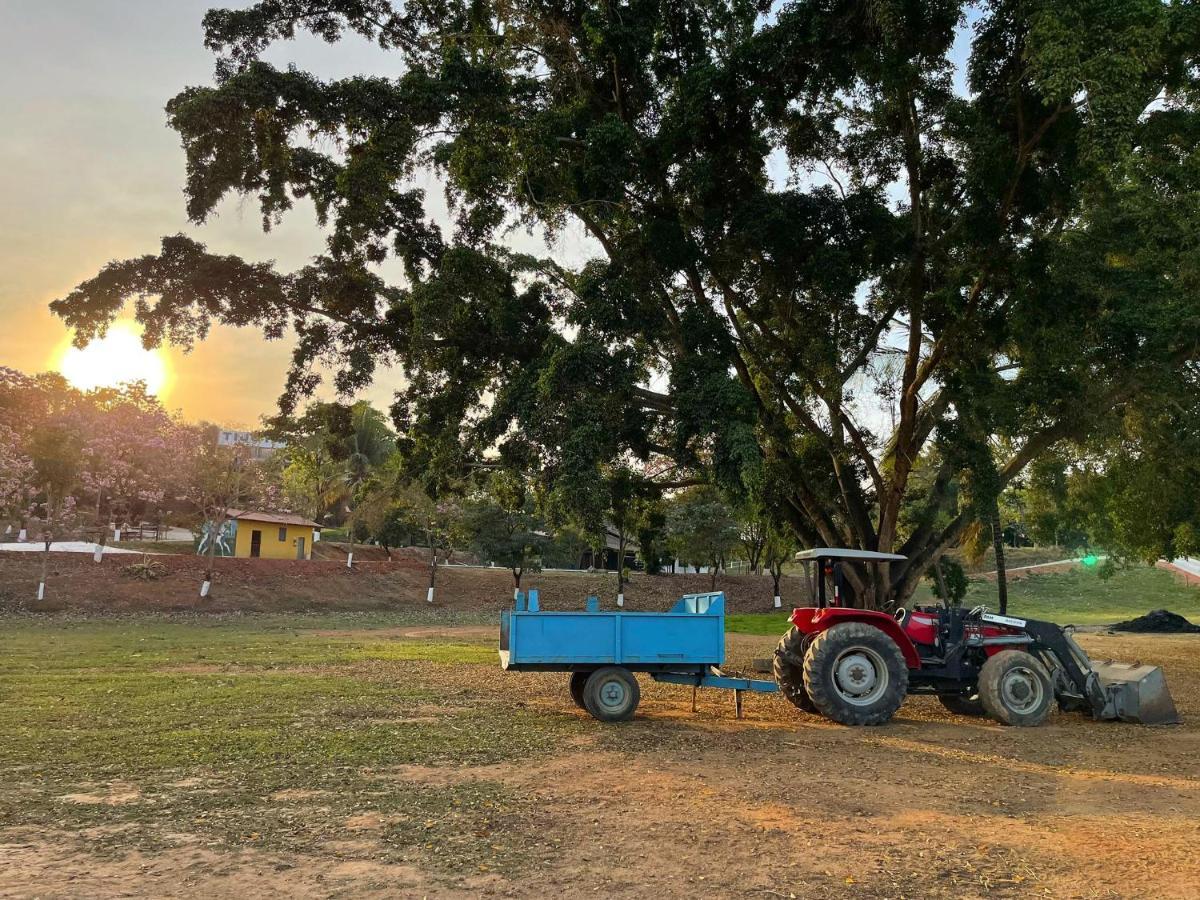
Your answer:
[789,607,922,669]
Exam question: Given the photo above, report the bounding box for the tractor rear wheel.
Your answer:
[773,626,817,713]
[939,694,985,717]
[802,622,909,726]
[978,650,1053,726]
[569,671,589,709]
[582,666,640,722]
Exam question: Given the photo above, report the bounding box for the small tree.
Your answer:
[464,474,547,595]
[927,558,969,607]
[27,419,83,601]
[397,486,464,603]
[666,488,740,591]
[763,525,797,609]
[0,424,36,541]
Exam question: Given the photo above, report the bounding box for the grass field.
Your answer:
[0,615,579,887]
[726,563,1200,634]
[3,599,1200,896]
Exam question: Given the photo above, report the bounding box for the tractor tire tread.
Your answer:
[802,622,909,726]
[773,627,817,713]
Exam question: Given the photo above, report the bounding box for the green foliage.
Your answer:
[665,487,739,573]
[927,558,969,605]
[463,473,548,585]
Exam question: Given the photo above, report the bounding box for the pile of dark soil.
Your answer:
[1111,609,1200,634]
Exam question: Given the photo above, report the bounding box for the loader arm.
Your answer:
[1022,618,1181,725]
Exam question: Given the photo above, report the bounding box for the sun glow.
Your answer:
[57,320,171,396]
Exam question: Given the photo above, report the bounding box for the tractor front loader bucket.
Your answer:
[1092,661,1182,726]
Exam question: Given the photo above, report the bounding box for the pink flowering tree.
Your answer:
[78,384,187,546]
[0,424,36,540]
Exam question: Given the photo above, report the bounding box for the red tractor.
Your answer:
[772,549,1180,727]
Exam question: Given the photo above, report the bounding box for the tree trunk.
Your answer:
[616,534,626,606]
[709,558,718,591]
[202,517,218,598]
[39,533,50,600]
[991,504,1008,615]
[427,530,437,603]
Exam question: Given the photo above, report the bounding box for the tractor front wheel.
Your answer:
[773,626,817,713]
[802,622,909,726]
[978,650,1053,726]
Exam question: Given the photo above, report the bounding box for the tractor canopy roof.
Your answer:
[794,548,908,563]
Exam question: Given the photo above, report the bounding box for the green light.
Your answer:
[1082,554,1098,567]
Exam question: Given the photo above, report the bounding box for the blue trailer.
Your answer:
[499,589,777,720]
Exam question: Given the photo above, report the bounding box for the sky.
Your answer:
[0,1,597,427]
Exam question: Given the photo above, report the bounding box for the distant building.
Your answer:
[216,429,286,460]
[226,510,321,560]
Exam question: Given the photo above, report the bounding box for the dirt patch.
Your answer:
[0,832,448,899]
[1111,608,1200,633]
[57,785,141,806]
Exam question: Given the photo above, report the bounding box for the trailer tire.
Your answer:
[802,622,909,726]
[978,650,1053,727]
[939,694,985,717]
[569,671,590,709]
[583,667,640,722]
[773,627,817,713]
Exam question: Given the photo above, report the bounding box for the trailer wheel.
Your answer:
[802,622,909,726]
[582,667,640,722]
[773,627,817,713]
[939,694,985,717]
[978,650,1053,726]
[569,672,590,709]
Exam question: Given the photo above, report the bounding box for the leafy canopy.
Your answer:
[51,1,1200,604]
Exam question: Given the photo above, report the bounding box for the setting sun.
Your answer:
[56,320,171,396]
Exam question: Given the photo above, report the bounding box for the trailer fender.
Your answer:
[788,607,922,669]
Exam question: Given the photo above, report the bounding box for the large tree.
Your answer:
[52,1,1200,606]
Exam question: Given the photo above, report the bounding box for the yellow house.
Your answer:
[228,510,321,560]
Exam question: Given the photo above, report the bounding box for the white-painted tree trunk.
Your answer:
[427,586,435,604]
[36,582,45,600]
[774,595,782,609]
[113,528,121,542]
[200,580,211,598]
[93,546,103,563]
[18,528,27,542]
[617,593,625,607]
[346,552,354,568]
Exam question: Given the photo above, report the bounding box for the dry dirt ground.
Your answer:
[2,621,1199,899]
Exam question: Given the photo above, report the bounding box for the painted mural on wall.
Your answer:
[195,518,237,557]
